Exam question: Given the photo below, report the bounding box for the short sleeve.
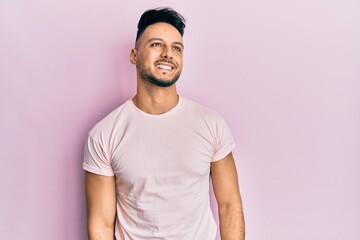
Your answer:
[83,134,115,176]
[212,117,235,162]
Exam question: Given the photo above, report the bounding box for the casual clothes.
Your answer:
[83,96,235,239]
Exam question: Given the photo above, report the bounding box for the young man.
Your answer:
[84,8,245,240]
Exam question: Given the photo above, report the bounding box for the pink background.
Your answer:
[1,0,359,239]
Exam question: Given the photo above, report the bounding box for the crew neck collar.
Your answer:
[129,96,183,118]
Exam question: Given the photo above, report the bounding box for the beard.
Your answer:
[138,65,181,87]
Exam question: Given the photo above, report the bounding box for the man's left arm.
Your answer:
[211,152,245,240]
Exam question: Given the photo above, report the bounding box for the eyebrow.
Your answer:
[147,38,184,49]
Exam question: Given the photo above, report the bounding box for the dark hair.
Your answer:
[135,7,186,43]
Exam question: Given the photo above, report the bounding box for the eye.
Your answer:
[172,46,182,52]
[151,42,162,47]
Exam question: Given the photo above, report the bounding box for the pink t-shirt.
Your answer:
[83,96,235,239]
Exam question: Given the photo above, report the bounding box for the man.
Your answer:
[84,8,245,240]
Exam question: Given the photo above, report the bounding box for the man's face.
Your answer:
[131,22,184,87]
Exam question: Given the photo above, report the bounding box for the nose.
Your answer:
[160,45,172,59]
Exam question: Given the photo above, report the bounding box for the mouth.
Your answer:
[155,60,175,71]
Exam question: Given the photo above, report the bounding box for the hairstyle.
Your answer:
[135,7,186,43]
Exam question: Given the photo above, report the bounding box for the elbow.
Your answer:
[87,220,114,240]
[218,198,243,212]
[218,200,245,222]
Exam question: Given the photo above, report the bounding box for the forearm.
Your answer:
[218,203,245,240]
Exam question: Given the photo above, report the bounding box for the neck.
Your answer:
[132,79,179,115]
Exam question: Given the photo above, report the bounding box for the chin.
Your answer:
[147,76,179,88]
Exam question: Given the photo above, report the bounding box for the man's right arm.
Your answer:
[85,171,116,240]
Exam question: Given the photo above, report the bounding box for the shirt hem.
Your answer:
[83,163,115,176]
[212,143,236,162]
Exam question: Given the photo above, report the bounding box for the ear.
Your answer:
[130,48,137,64]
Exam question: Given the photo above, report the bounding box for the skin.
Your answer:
[211,152,246,239]
[86,22,245,240]
[85,173,116,240]
[130,22,184,115]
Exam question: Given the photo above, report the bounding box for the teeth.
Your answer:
[157,64,172,70]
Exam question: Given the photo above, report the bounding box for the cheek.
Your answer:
[177,57,183,68]
[142,52,158,63]
[136,54,149,66]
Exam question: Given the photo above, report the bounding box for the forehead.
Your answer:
[139,22,183,44]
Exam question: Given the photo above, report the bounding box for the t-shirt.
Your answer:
[83,96,235,240]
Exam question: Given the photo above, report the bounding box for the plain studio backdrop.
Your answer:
[1,0,359,239]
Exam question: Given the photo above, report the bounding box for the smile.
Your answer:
[156,64,174,70]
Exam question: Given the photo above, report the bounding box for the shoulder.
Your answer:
[88,100,132,140]
[181,96,224,122]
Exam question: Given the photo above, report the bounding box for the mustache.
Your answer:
[155,59,176,66]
